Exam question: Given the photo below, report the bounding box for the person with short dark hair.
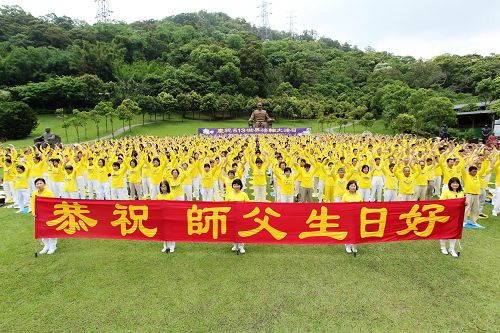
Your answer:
[342,180,362,254]
[156,180,176,253]
[439,177,463,257]
[31,178,58,255]
[226,179,250,253]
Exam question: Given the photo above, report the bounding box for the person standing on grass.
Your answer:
[226,178,250,253]
[156,180,176,253]
[462,165,486,228]
[31,178,57,255]
[439,177,464,258]
[341,180,363,254]
[13,164,30,213]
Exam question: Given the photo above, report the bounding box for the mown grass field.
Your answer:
[1,117,499,332]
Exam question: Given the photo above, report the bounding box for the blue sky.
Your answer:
[3,0,499,59]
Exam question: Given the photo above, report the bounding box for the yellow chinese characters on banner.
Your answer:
[46,201,97,235]
[110,204,156,238]
[360,207,388,238]
[187,204,231,239]
[238,207,287,240]
[299,206,347,240]
[397,204,450,237]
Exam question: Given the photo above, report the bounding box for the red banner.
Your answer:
[34,197,465,244]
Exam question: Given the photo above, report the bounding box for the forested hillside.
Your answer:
[1,5,499,138]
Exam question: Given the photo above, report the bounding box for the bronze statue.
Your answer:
[248,103,274,128]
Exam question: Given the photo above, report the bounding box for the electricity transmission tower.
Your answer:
[95,0,112,23]
[257,0,272,40]
[287,11,296,37]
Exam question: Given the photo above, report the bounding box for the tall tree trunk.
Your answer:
[75,127,80,142]
[96,123,100,140]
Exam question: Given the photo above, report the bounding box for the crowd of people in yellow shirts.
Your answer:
[1,133,496,256]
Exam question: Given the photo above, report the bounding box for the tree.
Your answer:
[476,77,500,104]
[359,112,375,130]
[88,109,102,139]
[70,109,83,142]
[93,101,113,135]
[391,113,416,134]
[418,97,456,134]
[55,107,69,142]
[117,99,141,132]
[157,92,177,121]
[200,93,218,120]
[79,110,91,140]
[0,101,38,140]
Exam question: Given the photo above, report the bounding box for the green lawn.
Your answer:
[4,113,152,148]
[0,200,498,332]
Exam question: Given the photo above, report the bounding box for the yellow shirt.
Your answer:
[440,189,464,200]
[87,163,97,181]
[462,173,481,195]
[275,172,299,195]
[382,168,398,190]
[341,191,363,203]
[110,167,127,189]
[156,193,174,200]
[396,172,416,195]
[29,160,45,178]
[13,170,29,190]
[300,168,314,188]
[31,187,54,215]
[333,176,349,198]
[201,169,214,188]
[128,163,143,184]
[0,162,15,181]
[226,190,250,202]
[63,171,77,192]
[168,175,185,198]
[358,171,372,189]
[48,163,65,182]
[251,160,270,186]
[96,165,111,183]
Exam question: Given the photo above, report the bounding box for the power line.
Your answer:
[95,0,113,23]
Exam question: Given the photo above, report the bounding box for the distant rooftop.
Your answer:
[453,101,490,110]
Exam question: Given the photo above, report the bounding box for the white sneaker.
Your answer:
[238,245,245,254]
[441,247,448,255]
[345,244,352,253]
[161,244,167,253]
[47,246,57,255]
[352,245,358,253]
[231,244,237,251]
[169,247,175,253]
[39,245,49,254]
[492,211,498,217]
[449,249,458,258]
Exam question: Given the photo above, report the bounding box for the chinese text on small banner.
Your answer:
[35,197,465,244]
[198,127,312,136]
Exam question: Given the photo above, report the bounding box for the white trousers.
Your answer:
[384,189,397,202]
[371,176,384,202]
[182,184,193,201]
[201,188,214,201]
[253,185,266,202]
